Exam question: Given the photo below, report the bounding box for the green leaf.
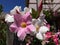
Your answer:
[31,8,39,18]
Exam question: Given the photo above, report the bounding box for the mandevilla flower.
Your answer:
[9,12,36,41]
[32,12,49,40]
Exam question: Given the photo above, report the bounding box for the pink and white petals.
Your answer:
[9,10,36,41]
[10,6,21,15]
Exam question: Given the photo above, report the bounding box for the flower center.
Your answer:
[36,25,40,32]
[21,22,27,28]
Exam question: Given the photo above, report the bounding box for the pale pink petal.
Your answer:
[9,23,18,33]
[27,24,36,33]
[17,28,27,41]
[14,14,23,26]
[22,12,32,22]
[26,21,32,25]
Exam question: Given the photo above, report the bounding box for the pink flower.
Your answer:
[9,12,36,41]
[45,32,59,45]
[52,34,59,45]
[45,32,52,40]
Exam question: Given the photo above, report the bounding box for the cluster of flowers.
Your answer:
[5,6,59,45]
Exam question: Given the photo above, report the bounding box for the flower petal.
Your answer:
[35,19,42,27]
[27,24,36,33]
[5,14,14,22]
[45,32,52,40]
[37,18,45,26]
[14,14,22,26]
[10,6,21,15]
[32,18,42,27]
[23,12,32,22]
[26,21,32,25]
[36,32,44,40]
[9,23,18,33]
[24,7,32,13]
[39,26,49,34]
[17,28,27,41]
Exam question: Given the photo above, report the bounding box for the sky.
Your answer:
[0,0,26,13]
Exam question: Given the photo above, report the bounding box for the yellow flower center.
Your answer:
[21,22,27,28]
[36,25,40,32]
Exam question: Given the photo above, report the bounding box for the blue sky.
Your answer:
[0,0,26,13]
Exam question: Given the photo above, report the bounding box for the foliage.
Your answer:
[43,10,54,25]
[0,20,7,45]
[43,10,57,32]
[31,8,39,18]
[0,4,6,45]
[31,37,42,45]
